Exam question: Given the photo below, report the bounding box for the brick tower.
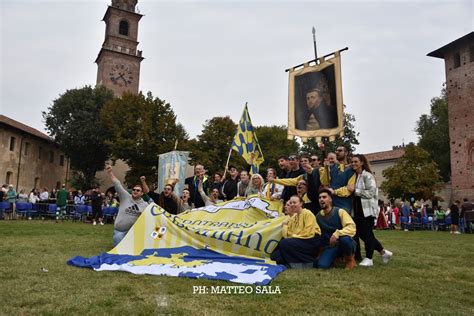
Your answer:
[428,32,474,201]
[95,0,144,96]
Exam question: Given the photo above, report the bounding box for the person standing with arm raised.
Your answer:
[105,165,149,246]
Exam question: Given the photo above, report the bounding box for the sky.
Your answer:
[1,0,473,154]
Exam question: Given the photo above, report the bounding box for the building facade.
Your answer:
[95,0,144,96]
[366,146,405,202]
[0,115,68,192]
[366,145,451,206]
[428,32,474,202]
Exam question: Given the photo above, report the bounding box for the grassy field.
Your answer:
[1,221,473,315]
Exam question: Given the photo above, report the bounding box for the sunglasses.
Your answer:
[132,188,142,192]
[311,158,318,161]
[288,156,297,161]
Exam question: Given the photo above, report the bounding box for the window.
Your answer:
[119,20,129,36]
[454,52,461,68]
[470,46,474,62]
[60,155,65,166]
[34,177,40,189]
[9,137,16,151]
[38,146,43,160]
[49,151,54,163]
[24,142,30,156]
[6,172,13,185]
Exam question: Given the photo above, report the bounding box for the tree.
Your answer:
[255,125,300,172]
[300,110,360,157]
[188,116,240,176]
[43,85,115,189]
[101,92,188,187]
[380,144,443,201]
[415,88,450,182]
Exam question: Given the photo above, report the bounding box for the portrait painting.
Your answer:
[288,53,344,139]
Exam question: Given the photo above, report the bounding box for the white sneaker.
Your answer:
[100,221,104,226]
[404,229,408,232]
[359,258,373,267]
[93,221,97,226]
[381,250,393,264]
[454,231,461,234]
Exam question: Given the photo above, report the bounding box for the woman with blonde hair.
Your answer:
[245,173,265,197]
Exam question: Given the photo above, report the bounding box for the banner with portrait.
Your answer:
[158,151,190,196]
[287,52,344,140]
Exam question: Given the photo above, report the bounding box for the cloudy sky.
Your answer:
[1,0,472,154]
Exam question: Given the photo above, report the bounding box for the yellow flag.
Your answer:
[231,104,264,174]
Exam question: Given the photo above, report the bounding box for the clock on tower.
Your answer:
[95,0,144,97]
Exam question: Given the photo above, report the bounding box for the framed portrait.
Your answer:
[287,52,344,140]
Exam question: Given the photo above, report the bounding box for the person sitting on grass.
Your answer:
[315,188,357,269]
[105,165,149,246]
[270,195,321,269]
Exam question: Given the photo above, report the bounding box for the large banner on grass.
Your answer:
[68,197,287,285]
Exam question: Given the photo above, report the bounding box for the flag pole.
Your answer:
[312,26,330,184]
[312,26,318,62]
[223,148,233,179]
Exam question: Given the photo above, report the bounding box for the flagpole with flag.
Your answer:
[230,103,264,175]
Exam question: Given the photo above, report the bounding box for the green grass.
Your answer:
[1,221,473,315]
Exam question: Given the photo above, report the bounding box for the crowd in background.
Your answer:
[2,147,473,266]
[0,183,120,225]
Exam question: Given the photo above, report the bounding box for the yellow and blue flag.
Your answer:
[68,197,286,285]
[232,104,264,174]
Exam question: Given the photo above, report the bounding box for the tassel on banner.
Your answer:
[301,137,308,143]
[316,137,322,143]
[340,131,344,137]
[287,135,294,140]
[329,135,336,142]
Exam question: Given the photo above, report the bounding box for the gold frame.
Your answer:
[287,52,344,141]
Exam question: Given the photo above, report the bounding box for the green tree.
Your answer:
[43,85,115,189]
[255,125,300,172]
[415,88,450,182]
[301,110,360,158]
[188,116,242,176]
[101,92,188,187]
[380,144,443,201]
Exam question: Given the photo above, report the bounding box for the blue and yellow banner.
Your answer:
[68,197,286,285]
[158,151,189,196]
[231,104,264,174]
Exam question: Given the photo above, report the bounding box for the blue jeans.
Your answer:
[113,229,128,246]
[317,236,354,269]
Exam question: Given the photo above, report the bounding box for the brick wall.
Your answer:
[445,42,474,201]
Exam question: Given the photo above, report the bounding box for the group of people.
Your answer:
[105,145,394,269]
[0,183,120,225]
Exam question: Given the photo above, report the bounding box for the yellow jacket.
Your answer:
[282,208,321,239]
